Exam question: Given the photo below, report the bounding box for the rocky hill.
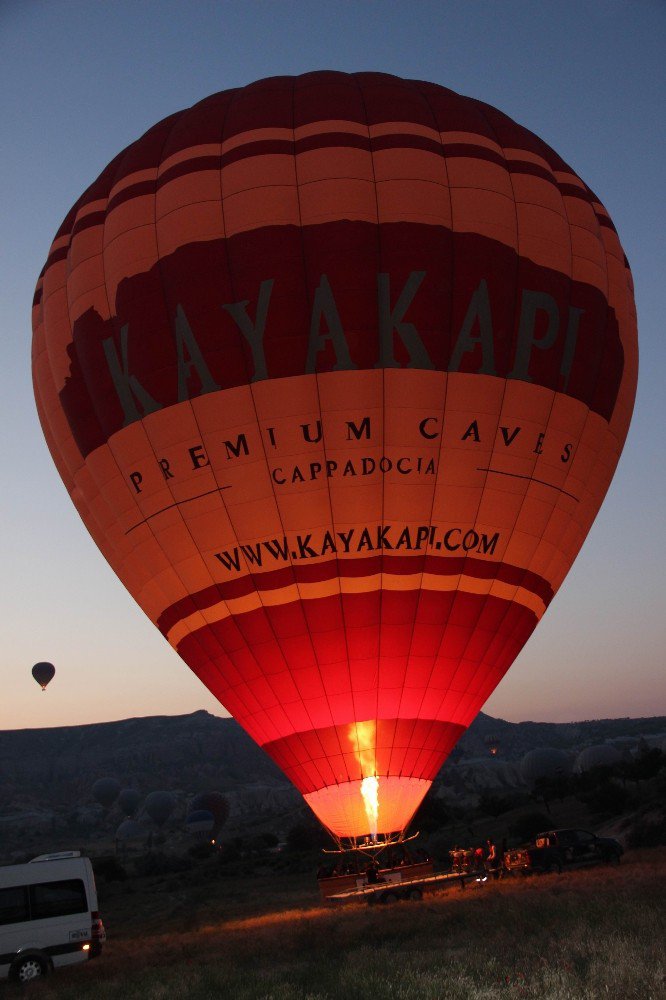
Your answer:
[1,710,664,862]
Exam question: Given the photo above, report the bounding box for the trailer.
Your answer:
[317,835,496,904]
[318,859,433,900]
[326,866,486,905]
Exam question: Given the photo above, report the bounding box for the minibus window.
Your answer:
[0,886,29,925]
[30,879,87,919]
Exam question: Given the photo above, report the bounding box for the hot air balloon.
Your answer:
[115,818,144,842]
[484,734,501,757]
[186,809,215,838]
[144,790,175,828]
[92,777,121,810]
[118,788,142,817]
[31,662,55,691]
[520,748,572,785]
[574,744,622,774]
[189,792,229,836]
[32,72,637,849]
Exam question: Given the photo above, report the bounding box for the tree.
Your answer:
[286,822,326,852]
[509,811,552,843]
[412,791,451,832]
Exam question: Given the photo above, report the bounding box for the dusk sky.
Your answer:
[1,0,664,733]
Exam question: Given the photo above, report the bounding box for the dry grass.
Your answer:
[15,849,666,1000]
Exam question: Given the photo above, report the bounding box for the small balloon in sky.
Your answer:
[31,661,55,691]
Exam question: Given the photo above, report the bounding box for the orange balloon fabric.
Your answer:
[32,72,637,842]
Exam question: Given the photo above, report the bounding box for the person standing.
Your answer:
[485,838,500,880]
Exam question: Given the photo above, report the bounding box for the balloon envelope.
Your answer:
[186,809,215,835]
[92,777,121,809]
[520,748,572,785]
[574,744,622,774]
[189,792,229,834]
[32,662,55,691]
[115,818,143,842]
[118,788,142,817]
[32,72,637,845]
[144,790,175,827]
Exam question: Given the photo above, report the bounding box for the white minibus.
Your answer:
[0,851,105,982]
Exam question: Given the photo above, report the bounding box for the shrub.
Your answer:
[244,832,280,854]
[133,852,192,877]
[627,811,666,848]
[478,791,527,818]
[216,837,247,870]
[578,780,633,818]
[92,856,127,882]
[422,831,455,864]
[532,774,575,803]
[285,822,327,852]
[623,749,665,783]
[412,790,451,832]
[188,842,216,861]
[258,832,279,848]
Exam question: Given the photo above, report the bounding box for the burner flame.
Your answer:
[348,720,380,838]
[360,775,380,838]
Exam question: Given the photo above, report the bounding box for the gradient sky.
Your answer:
[1,0,664,732]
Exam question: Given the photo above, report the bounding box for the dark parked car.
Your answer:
[504,828,623,875]
[504,842,563,874]
[535,829,623,864]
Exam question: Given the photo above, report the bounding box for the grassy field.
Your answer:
[11,848,666,1000]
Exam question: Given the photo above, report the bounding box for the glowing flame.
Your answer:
[360,775,379,838]
[348,720,380,838]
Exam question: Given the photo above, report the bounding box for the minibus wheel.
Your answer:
[12,955,47,982]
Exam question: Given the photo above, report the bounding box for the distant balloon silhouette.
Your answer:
[92,777,121,809]
[189,792,229,835]
[607,736,638,755]
[31,662,55,691]
[520,748,571,785]
[144,791,175,828]
[118,788,142,817]
[115,819,144,842]
[33,72,638,846]
[186,809,215,838]
[574,744,622,773]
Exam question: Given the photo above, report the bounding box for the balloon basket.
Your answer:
[323,830,419,856]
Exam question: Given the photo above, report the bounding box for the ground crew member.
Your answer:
[485,838,500,879]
